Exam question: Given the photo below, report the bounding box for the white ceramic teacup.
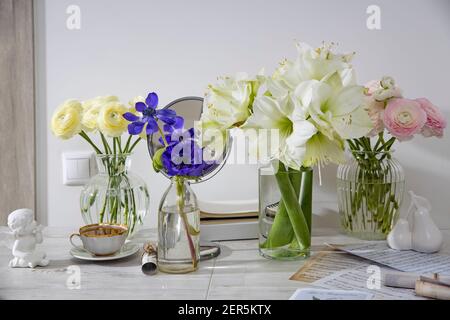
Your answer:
[70,224,128,256]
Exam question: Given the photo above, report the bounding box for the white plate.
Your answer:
[70,242,140,261]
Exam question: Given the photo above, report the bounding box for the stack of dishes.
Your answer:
[198,199,258,241]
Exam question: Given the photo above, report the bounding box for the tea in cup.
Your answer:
[70,224,128,256]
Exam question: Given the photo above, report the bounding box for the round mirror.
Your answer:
[147,96,231,184]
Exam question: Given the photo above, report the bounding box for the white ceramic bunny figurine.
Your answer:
[387,191,443,253]
[7,208,49,268]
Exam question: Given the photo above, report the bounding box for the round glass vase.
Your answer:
[337,151,405,240]
[80,154,149,236]
[258,164,313,260]
[158,177,200,274]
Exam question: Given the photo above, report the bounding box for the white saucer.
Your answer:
[70,242,140,261]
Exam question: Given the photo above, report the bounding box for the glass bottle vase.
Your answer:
[259,163,313,260]
[158,177,200,274]
[337,151,405,240]
[80,154,149,236]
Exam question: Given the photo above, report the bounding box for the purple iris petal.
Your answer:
[135,102,146,113]
[128,122,145,135]
[156,109,176,119]
[123,112,140,122]
[163,116,184,133]
[159,125,220,178]
[146,92,159,109]
[174,116,184,129]
[156,109,177,126]
[146,117,159,135]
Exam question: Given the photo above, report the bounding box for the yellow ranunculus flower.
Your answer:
[51,100,83,140]
[97,101,128,137]
[81,104,101,132]
[82,96,119,132]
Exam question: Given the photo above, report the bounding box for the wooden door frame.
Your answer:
[0,0,36,225]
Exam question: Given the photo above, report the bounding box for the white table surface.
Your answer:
[1,227,449,300]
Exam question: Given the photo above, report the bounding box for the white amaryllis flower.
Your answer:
[200,73,261,132]
[295,73,373,141]
[268,42,356,98]
[243,94,317,169]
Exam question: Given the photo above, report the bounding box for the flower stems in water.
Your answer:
[260,164,313,257]
[77,129,143,233]
[175,176,198,269]
[342,133,400,236]
[275,170,310,251]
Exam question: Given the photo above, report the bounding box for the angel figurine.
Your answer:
[7,208,49,268]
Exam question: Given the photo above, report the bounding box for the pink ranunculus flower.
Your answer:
[415,98,447,138]
[383,98,427,140]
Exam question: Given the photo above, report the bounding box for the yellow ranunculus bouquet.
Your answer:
[51,95,142,153]
[50,95,149,234]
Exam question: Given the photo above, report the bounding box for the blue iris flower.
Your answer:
[123,92,178,136]
[160,126,219,177]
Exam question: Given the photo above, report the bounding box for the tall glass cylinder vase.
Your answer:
[158,177,200,274]
[259,163,313,260]
[80,154,149,236]
[337,151,405,240]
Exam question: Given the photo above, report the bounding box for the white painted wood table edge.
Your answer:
[1,227,449,300]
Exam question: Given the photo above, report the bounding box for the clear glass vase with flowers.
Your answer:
[123,92,221,273]
[337,76,447,239]
[200,43,377,259]
[50,95,149,235]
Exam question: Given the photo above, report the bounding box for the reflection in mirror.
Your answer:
[147,96,203,160]
[147,96,231,184]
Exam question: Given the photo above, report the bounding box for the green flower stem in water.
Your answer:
[299,167,313,232]
[343,132,400,235]
[274,163,311,251]
[175,176,198,269]
[261,171,300,249]
[77,130,143,232]
[260,165,313,252]
[261,200,293,249]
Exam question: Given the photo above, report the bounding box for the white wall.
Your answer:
[35,0,450,229]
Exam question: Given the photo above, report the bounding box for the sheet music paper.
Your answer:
[331,242,450,275]
[289,288,374,300]
[314,266,425,300]
[290,250,368,282]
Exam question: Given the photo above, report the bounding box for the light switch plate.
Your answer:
[62,152,95,186]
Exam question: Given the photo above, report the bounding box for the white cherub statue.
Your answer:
[7,208,49,268]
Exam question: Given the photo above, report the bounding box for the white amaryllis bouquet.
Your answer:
[200,43,373,256]
[202,43,372,169]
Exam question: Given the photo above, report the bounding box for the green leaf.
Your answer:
[152,147,166,172]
